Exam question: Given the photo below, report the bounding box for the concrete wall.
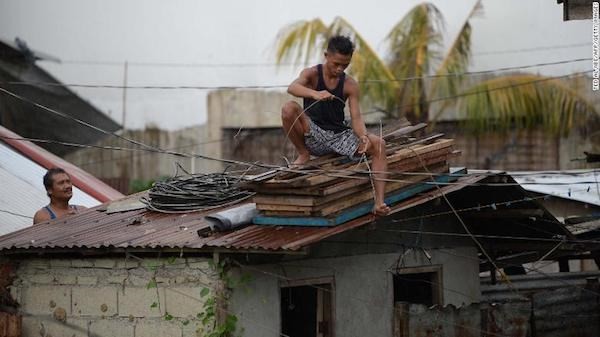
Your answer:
[206,90,387,172]
[230,247,480,337]
[206,90,298,172]
[8,257,214,337]
[64,125,219,191]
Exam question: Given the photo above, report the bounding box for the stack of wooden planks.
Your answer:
[245,119,461,226]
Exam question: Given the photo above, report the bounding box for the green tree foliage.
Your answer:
[275,1,596,134]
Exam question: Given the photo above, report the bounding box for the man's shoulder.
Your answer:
[34,206,48,215]
[343,74,359,92]
[301,65,319,77]
[33,207,51,224]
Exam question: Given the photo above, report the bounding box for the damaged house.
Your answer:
[1,122,592,337]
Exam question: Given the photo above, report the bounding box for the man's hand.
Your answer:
[357,135,370,154]
[312,90,335,101]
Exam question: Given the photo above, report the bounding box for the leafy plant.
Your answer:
[275,1,597,135]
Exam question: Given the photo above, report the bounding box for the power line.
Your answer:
[387,70,591,114]
[0,209,32,219]
[5,58,590,90]
[52,43,589,67]
[2,134,600,188]
[0,72,597,194]
[473,42,589,56]
[363,58,590,83]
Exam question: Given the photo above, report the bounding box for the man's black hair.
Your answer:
[327,35,355,56]
[43,167,67,196]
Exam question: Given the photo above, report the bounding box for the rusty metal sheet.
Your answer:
[481,302,530,337]
[532,286,600,337]
[0,175,484,253]
[394,301,530,337]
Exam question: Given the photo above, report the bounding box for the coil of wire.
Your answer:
[140,173,254,213]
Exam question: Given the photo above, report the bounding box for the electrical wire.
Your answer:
[2,134,599,188]
[140,170,255,213]
[6,57,590,89]
[0,209,33,219]
[1,69,591,173]
[54,43,588,67]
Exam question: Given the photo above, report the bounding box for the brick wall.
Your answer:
[10,257,215,337]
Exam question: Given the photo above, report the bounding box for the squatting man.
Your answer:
[281,35,390,216]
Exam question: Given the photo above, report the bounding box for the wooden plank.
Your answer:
[256,203,315,212]
[383,123,427,141]
[261,210,317,217]
[250,149,455,197]
[298,139,453,187]
[251,140,454,196]
[253,163,449,207]
[313,165,449,216]
[252,168,465,226]
[255,164,448,215]
[259,134,447,187]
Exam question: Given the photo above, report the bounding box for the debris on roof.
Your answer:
[141,172,254,213]
[246,121,459,226]
[510,169,600,207]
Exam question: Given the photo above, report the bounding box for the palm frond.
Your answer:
[274,18,329,66]
[459,74,598,135]
[430,0,482,120]
[385,3,445,118]
[329,16,398,110]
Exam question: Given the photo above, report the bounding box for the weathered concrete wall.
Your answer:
[9,257,214,337]
[393,301,531,337]
[207,90,387,172]
[230,247,480,337]
[64,125,220,192]
[206,90,299,172]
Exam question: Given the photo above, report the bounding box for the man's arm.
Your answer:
[346,78,369,153]
[33,209,50,225]
[288,67,334,101]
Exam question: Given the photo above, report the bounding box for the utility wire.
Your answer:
[3,133,599,180]
[53,43,589,67]
[473,42,589,56]
[0,209,33,219]
[2,135,600,187]
[6,58,590,90]
[0,70,593,177]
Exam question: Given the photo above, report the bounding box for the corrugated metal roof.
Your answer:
[510,169,600,207]
[0,175,487,253]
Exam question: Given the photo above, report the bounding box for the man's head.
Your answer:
[43,168,73,201]
[324,35,355,77]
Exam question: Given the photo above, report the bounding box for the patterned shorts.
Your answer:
[304,120,361,160]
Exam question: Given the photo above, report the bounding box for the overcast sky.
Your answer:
[0,0,592,130]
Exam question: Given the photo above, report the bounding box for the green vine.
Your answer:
[146,257,251,337]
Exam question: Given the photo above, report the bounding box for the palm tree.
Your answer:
[274,1,597,135]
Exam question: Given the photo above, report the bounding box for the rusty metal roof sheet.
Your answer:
[0,175,486,253]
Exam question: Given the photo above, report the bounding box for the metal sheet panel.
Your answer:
[0,142,100,236]
[510,169,600,207]
[0,175,488,252]
[533,285,600,337]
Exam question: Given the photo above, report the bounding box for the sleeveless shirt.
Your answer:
[45,205,78,220]
[303,64,349,133]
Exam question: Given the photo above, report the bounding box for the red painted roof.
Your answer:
[0,125,124,202]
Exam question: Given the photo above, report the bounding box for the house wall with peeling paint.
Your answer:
[230,247,480,337]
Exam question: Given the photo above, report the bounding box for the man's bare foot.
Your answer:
[290,153,311,168]
[372,203,391,216]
